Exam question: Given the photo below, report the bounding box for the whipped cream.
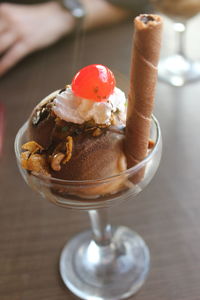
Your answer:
[52,85,126,125]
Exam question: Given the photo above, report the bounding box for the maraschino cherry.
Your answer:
[71,64,116,102]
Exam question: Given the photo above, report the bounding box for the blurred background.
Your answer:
[1,1,200,299]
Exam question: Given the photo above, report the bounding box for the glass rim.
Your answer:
[14,114,161,185]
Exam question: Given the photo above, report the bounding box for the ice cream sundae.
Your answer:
[19,14,163,197]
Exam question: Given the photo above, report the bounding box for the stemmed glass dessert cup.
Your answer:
[151,0,200,86]
[15,115,162,300]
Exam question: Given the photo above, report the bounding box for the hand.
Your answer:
[0,2,75,76]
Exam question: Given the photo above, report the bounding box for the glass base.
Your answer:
[158,55,200,86]
[60,226,150,300]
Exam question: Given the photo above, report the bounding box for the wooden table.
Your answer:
[1,14,200,300]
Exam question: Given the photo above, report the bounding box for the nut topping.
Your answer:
[21,141,49,175]
[22,141,43,154]
[27,154,49,175]
[92,128,102,137]
[63,136,73,164]
[20,151,50,176]
[21,151,31,169]
[51,153,65,171]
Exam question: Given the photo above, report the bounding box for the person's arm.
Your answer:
[0,0,132,76]
[0,1,76,76]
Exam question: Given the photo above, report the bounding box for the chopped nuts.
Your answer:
[21,132,74,175]
[21,141,49,175]
[27,154,49,175]
[92,128,102,137]
[51,152,65,171]
[22,141,43,154]
[63,136,73,164]
[21,151,31,169]
[21,151,50,176]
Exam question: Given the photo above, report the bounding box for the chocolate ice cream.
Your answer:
[21,65,127,181]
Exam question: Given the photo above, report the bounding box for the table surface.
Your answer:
[1,12,200,300]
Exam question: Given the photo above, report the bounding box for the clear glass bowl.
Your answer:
[15,115,162,300]
[150,0,200,86]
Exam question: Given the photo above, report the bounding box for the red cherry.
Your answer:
[71,64,116,102]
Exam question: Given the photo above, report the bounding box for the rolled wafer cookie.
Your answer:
[125,14,163,180]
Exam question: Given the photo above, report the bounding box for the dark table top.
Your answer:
[1,14,200,300]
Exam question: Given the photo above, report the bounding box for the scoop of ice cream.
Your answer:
[27,90,126,180]
[25,101,126,195]
[50,129,126,180]
[22,65,128,197]
[27,88,126,184]
[28,91,126,176]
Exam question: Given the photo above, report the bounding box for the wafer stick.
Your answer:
[125,14,163,181]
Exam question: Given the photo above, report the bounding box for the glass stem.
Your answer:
[88,209,112,246]
[173,21,187,58]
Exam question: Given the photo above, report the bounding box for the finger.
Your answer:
[0,42,28,76]
[0,31,17,54]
